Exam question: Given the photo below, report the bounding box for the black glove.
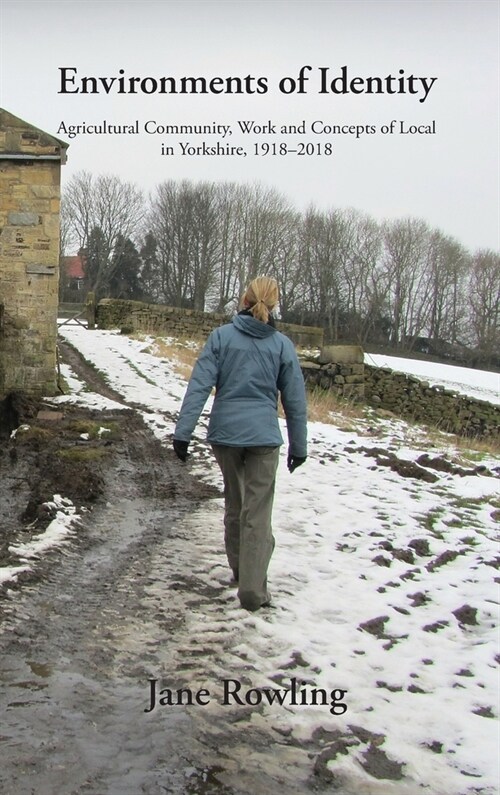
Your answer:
[173,438,189,462]
[287,453,307,473]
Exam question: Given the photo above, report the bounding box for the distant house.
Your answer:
[0,108,68,398]
[61,253,86,292]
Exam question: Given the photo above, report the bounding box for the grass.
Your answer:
[126,359,158,387]
[417,508,446,538]
[443,518,466,529]
[422,427,500,458]
[460,536,479,546]
[61,338,109,384]
[67,419,121,440]
[139,336,202,381]
[57,375,71,395]
[303,386,366,426]
[452,435,500,459]
[58,447,109,462]
[14,426,55,443]
[451,495,496,511]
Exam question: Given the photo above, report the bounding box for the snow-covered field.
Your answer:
[3,325,499,794]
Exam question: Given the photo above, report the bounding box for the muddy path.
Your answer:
[57,339,130,406]
[0,344,330,795]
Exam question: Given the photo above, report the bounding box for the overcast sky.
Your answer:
[1,0,498,252]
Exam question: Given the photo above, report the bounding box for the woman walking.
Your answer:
[173,276,307,612]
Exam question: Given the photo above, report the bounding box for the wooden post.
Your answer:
[86,292,96,330]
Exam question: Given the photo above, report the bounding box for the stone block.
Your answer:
[300,359,321,370]
[30,185,60,199]
[345,374,364,384]
[37,409,64,421]
[19,199,50,213]
[11,316,29,330]
[1,197,20,211]
[319,345,364,364]
[12,184,30,199]
[26,264,57,275]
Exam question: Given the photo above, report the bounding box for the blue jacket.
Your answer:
[174,313,307,456]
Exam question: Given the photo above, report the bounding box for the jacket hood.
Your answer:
[232,313,277,339]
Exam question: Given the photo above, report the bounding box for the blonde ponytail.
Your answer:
[241,276,279,324]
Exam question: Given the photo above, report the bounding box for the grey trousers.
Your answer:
[211,444,280,611]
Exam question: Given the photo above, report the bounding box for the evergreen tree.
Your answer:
[84,226,108,298]
[109,234,142,299]
[139,232,161,301]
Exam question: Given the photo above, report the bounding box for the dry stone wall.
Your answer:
[96,299,228,339]
[299,349,498,439]
[365,364,500,439]
[96,298,324,348]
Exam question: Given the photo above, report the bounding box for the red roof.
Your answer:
[63,255,85,279]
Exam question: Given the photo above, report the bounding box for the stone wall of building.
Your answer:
[364,364,500,439]
[0,109,67,398]
[96,298,324,348]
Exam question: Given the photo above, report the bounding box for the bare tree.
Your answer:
[227,184,297,302]
[63,170,499,362]
[335,209,382,342]
[147,180,223,309]
[210,183,245,313]
[382,218,432,346]
[147,180,190,306]
[268,208,302,320]
[59,196,73,260]
[468,249,500,362]
[297,207,350,340]
[147,180,299,314]
[189,182,222,310]
[62,171,94,253]
[426,231,469,344]
[62,170,144,298]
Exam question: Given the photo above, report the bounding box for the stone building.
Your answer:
[0,109,68,399]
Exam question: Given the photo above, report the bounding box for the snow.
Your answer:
[8,495,80,560]
[10,423,30,439]
[0,565,31,586]
[2,323,499,794]
[1,496,80,586]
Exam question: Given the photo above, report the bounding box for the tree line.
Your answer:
[60,171,499,365]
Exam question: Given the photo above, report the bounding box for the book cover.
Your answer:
[0,2,498,794]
